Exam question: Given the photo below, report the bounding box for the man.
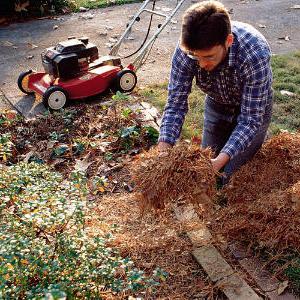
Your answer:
[158,0,273,183]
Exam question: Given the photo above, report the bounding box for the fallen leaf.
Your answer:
[277,280,289,295]
[278,36,291,41]
[28,43,38,49]
[74,154,94,172]
[15,0,29,12]
[280,90,296,97]
[23,151,35,163]
[161,7,172,12]
[79,6,88,12]
[3,41,14,47]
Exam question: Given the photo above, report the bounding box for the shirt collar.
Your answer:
[228,31,238,67]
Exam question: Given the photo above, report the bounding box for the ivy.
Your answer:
[0,163,163,298]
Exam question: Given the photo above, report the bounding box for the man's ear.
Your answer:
[226,34,234,47]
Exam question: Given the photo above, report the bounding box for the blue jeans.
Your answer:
[202,97,272,184]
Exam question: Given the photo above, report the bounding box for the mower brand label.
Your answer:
[79,74,93,81]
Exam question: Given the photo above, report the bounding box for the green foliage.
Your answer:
[119,125,140,150]
[139,81,205,140]
[0,133,14,162]
[143,126,159,144]
[0,163,164,298]
[270,51,300,134]
[112,91,130,102]
[285,259,300,293]
[121,107,133,119]
[49,131,65,142]
[72,0,142,11]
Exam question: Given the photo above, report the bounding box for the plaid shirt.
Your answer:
[159,21,273,159]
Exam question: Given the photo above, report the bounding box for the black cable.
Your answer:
[123,0,156,59]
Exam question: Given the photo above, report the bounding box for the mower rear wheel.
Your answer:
[113,69,137,93]
[18,70,34,95]
[43,86,68,110]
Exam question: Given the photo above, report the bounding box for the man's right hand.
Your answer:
[157,141,172,157]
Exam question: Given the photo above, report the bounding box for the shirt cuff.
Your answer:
[158,135,176,145]
[220,146,235,160]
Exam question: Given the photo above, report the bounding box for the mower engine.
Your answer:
[42,37,99,79]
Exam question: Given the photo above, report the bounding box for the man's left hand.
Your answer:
[210,152,230,172]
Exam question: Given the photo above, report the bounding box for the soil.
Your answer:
[0,0,299,115]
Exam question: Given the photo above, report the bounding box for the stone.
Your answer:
[193,245,262,300]
[187,227,212,246]
[174,204,200,222]
[219,274,262,300]
[193,245,234,282]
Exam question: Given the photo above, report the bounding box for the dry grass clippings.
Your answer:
[131,143,216,211]
[213,132,300,255]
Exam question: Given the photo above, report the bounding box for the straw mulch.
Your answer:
[91,193,217,299]
[131,143,216,211]
[212,133,300,254]
[224,132,300,203]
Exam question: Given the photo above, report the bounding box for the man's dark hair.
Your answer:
[181,1,231,51]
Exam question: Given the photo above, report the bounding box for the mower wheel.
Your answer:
[113,69,137,93]
[43,86,68,110]
[18,70,34,95]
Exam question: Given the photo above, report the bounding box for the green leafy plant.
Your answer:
[119,125,140,150]
[0,133,14,162]
[112,91,130,101]
[143,126,159,144]
[49,131,65,142]
[51,144,69,158]
[92,175,109,193]
[121,107,133,119]
[0,163,164,299]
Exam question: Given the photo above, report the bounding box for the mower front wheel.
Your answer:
[43,86,68,110]
[113,69,137,93]
[18,70,34,95]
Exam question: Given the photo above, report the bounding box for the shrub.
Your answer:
[0,163,164,299]
[0,0,68,17]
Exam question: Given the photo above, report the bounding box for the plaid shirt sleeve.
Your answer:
[158,46,196,145]
[221,52,272,158]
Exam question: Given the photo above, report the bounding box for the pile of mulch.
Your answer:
[131,143,216,211]
[212,132,300,254]
[91,193,220,299]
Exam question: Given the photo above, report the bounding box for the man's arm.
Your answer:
[158,46,196,148]
[218,53,272,168]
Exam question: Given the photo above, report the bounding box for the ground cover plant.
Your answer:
[0,162,166,299]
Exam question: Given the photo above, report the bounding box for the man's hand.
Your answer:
[157,141,172,157]
[211,152,230,172]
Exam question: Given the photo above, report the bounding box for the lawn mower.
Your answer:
[17,0,186,111]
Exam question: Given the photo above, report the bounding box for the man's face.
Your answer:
[187,34,233,72]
